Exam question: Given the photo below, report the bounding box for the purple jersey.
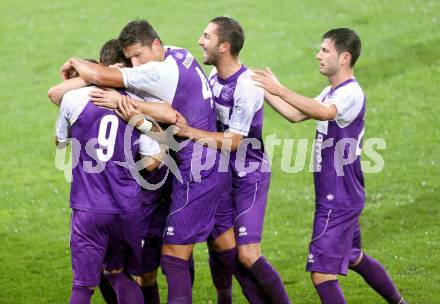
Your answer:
[55,86,161,213]
[313,78,366,210]
[120,47,219,179]
[210,65,270,180]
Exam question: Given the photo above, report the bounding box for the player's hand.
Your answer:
[60,58,76,80]
[115,95,143,126]
[173,112,191,137]
[251,67,284,96]
[89,88,122,109]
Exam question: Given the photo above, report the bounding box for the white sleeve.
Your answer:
[325,86,364,127]
[138,134,161,156]
[314,86,331,101]
[228,79,264,136]
[55,100,71,142]
[55,87,93,142]
[119,58,179,104]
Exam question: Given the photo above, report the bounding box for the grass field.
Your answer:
[1,0,439,303]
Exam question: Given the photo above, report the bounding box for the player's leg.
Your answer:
[349,225,407,304]
[235,176,290,304]
[310,272,346,304]
[98,273,118,304]
[103,212,144,304]
[306,208,363,304]
[161,171,222,303]
[69,210,112,304]
[161,243,195,304]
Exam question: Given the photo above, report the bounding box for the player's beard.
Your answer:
[203,45,221,65]
[320,64,339,77]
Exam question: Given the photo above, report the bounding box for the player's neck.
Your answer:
[216,56,242,80]
[328,70,354,88]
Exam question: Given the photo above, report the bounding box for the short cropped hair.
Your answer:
[323,28,361,67]
[210,16,245,57]
[118,20,163,49]
[99,39,129,67]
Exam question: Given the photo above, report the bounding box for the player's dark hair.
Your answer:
[99,39,130,67]
[118,20,163,49]
[210,16,244,57]
[323,28,361,67]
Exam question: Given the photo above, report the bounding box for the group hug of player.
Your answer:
[48,16,407,304]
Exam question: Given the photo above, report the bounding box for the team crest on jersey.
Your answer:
[221,86,233,100]
[166,226,175,236]
[238,226,248,237]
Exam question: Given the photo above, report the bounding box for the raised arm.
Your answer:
[264,91,309,123]
[48,77,89,106]
[174,112,243,151]
[252,68,337,121]
[60,57,124,87]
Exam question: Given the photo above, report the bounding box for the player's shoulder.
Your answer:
[235,68,264,97]
[61,86,94,110]
[335,81,364,101]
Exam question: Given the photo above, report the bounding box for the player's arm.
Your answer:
[48,77,89,106]
[90,89,177,124]
[252,67,337,121]
[138,133,168,171]
[60,57,124,87]
[264,90,309,123]
[175,114,243,151]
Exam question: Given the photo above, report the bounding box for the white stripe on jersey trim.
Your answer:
[165,181,190,222]
[234,181,258,222]
[227,128,248,136]
[310,209,332,243]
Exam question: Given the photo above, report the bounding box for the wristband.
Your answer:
[136,119,153,133]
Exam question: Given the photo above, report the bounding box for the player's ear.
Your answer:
[152,39,162,52]
[219,41,231,54]
[341,52,351,67]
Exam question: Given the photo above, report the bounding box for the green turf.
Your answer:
[0,0,439,303]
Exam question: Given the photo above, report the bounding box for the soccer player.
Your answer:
[59,20,227,303]
[54,78,163,304]
[175,17,291,304]
[252,28,407,304]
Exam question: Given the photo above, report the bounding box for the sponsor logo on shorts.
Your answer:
[326,194,334,201]
[166,226,175,236]
[238,226,248,237]
[308,253,314,263]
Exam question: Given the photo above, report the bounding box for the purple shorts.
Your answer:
[139,198,170,274]
[209,171,234,242]
[70,209,143,286]
[306,207,363,276]
[233,174,271,246]
[163,170,226,245]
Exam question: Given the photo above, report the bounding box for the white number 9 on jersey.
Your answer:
[96,115,119,161]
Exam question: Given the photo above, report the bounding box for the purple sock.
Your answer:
[350,254,403,304]
[161,255,192,304]
[142,283,160,304]
[189,254,195,287]
[98,274,118,304]
[69,285,94,304]
[315,280,346,304]
[105,272,144,304]
[213,248,269,304]
[209,250,233,304]
[249,256,291,304]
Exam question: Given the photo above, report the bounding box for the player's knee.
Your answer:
[238,249,260,268]
[137,271,158,287]
[311,272,337,285]
[349,251,364,269]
